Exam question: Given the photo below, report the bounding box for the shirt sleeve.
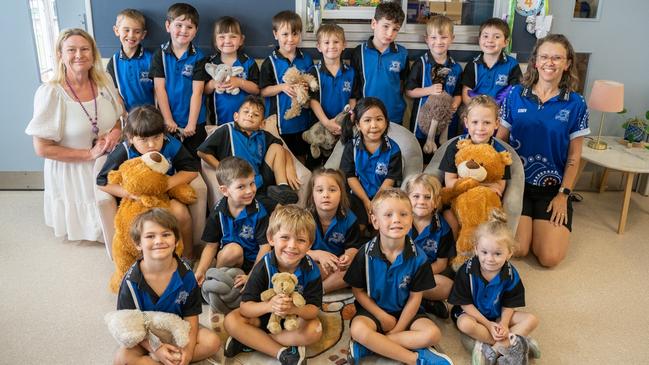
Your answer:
[258,57,277,89]
[498,88,514,131]
[193,56,210,82]
[25,83,64,142]
[399,51,410,83]
[247,59,260,85]
[106,57,118,89]
[569,96,591,139]
[343,245,367,289]
[405,58,424,91]
[241,260,268,302]
[172,144,200,172]
[452,65,463,96]
[436,230,456,259]
[301,267,323,308]
[350,46,363,99]
[201,210,223,244]
[447,265,474,305]
[254,212,269,246]
[508,64,522,86]
[116,278,137,310]
[501,267,526,308]
[344,219,362,250]
[438,140,459,174]
[197,125,230,159]
[386,148,403,182]
[149,48,165,79]
[180,272,203,317]
[340,141,357,178]
[308,66,321,101]
[460,61,476,89]
[410,259,436,292]
[96,144,128,186]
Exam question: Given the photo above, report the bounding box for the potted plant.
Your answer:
[619,109,649,143]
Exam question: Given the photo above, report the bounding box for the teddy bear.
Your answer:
[440,140,512,270]
[302,104,350,159]
[282,66,319,120]
[108,151,197,292]
[260,272,306,334]
[416,65,455,153]
[205,63,245,95]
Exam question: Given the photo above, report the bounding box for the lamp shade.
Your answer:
[588,80,624,113]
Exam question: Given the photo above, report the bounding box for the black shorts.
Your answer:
[181,123,207,158]
[521,184,573,231]
[349,193,369,227]
[281,132,309,159]
[353,303,431,334]
[451,305,497,325]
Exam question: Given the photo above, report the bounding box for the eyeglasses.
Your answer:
[537,55,567,63]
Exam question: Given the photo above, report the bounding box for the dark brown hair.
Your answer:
[272,10,302,33]
[216,156,255,187]
[374,1,405,26]
[166,3,199,26]
[124,105,165,138]
[479,17,510,40]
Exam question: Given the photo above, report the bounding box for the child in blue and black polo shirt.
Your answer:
[114,208,220,364]
[194,157,269,287]
[344,189,452,365]
[350,1,409,124]
[106,9,154,112]
[223,205,323,365]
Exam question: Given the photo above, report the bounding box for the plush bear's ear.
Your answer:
[289,273,299,285]
[271,273,279,285]
[500,151,513,166]
[457,139,473,149]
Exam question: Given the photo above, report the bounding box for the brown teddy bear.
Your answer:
[302,104,350,159]
[282,67,319,120]
[441,140,512,270]
[415,65,454,153]
[260,272,306,334]
[108,152,197,292]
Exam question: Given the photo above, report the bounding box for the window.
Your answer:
[29,0,59,81]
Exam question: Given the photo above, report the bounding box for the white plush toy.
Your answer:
[205,63,245,95]
[105,310,190,352]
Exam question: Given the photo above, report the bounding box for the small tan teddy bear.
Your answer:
[282,67,319,120]
[302,104,350,158]
[260,272,306,334]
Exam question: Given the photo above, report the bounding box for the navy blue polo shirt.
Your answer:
[461,52,522,103]
[106,45,154,111]
[308,62,355,119]
[340,135,403,199]
[405,52,463,139]
[207,51,260,125]
[197,122,282,189]
[344,236,435,314]
[439,134,511,179]
[259,48,314,135]
[350,37,410,123]
[117,255,202,317]
[149,41,208,128]
[202,197,268,263]
[408,212,456,263]
[448,256,525,321]
[312,209,361,256]
[500,85,590,186]
[241,251,323,308]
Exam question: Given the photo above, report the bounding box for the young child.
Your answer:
[194,157,269,287]
[404,173,456,319]
[405,15,463,161]
[259,10,314,161]
[113,208,220,365]
[204,16,260,125]
[149,3,208,155]
[350,1,409,124]
[97,105,199,258]
[448,209,540,364]
[461,17,522,106]
[343,189,452,365]
[304,168,361,294]
[339,97,402,230]
[197,96,299,209]
[223,204,323,365]
[106,9,154,111]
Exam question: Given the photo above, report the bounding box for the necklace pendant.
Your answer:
[92,125,99,135]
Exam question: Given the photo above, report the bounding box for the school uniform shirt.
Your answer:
[461,52,522,104]
[106,45,154,111]
[308,62,355,119]
[207,51,260,125]
[408,212,456,263]
[259,47,314,135]
[344,236,435,314]
[149,41,209,128]
[117,255,202,317]
[96,135,199,186]
[312,209,362,256]
[405,52,463,140]
[202,197,268,263]
[197,122,282,189]
[350,37,410,123]
[448,256,525,321]
[241,251,322,308]
[340,135,403,199]
[499,85,590,186]
[439,134,511,179]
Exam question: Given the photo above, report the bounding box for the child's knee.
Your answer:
[303,318,323,344]
[170,200,191,223]
[199,328,221,353]
[456,315,476,334]
[536,250,564,268]
[224,309,243,332]
[217,244,244,266]
[349,317,374,342]
[526,313,540,331]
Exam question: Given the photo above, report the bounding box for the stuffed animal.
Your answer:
[201,267,245,314]
[260,272,306,334]
[282,67,319,120]
[108,152,197,292]
[205,63,245,95]
[302,104,350,158]
[440,140,512,270]
[416,65,454,153]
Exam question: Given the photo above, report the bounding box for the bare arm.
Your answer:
[496,127,509,141]
[389,291,423,334]
[309,99,340,135]
[184,81,205,135]
[451,95,462,113]
[33,136,105,162]
[351,287,392,324]
[195,243,218,284]
[405,84,440,99]
[499,307,515,329]
[481,179,506,197]
[288,303,320,320]
[98,184,132,199]
[240,300,272,319]
[154,78,177,131]
[181,315,199,365]
[444,171,459,189]
[431,258,448,275]
[197,151,220,170]
[377,178,395,194]
[347,177,372,213]
[547,137,583,225]
[167,171,198,191]
[461,85,473,106]
[461,303,493,328]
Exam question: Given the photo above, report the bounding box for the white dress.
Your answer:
[25,82,123,242]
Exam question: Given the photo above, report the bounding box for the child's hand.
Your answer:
[429,83,443,95]
[379,313,397,332]
[194,270,206,286]
[285,161,301,190]
[183,123,196,137]
[165,119,179,133]
[281,83,298,98]
[488,322,507,341]
[324,118,342,136]
[337,254,351,270]
[482,182,503,197]
[234,274,248,289]
[363,199,373,220]
[178,346,191,365]
[88,137,108,160]
[270,293,293,316]
[153,343,182,365]
[224,76,242,91]
[315,251,340,275]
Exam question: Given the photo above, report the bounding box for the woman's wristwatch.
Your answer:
[558,187,572,195]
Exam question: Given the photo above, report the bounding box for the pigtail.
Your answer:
[340,109,356,144]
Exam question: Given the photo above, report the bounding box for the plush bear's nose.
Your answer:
[151,153,162,163]
[466,160,480,169]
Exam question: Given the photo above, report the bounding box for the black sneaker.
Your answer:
[278,346,306,365]
[267,185,299,205]
[223,336,252,358]
[422,299,449,319]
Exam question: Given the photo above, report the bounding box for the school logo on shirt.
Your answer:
[422,239,438,254]
[446,75,457,88]
[342,81,352,93]
[375,162,388,176]
[239,225,254,240]
[555,109,570,122]
[495,74,508,86]
[398,275,411,289]
[139,71,151,83]
[389,61,401,73]
[517,108,528,113]
[175,290,189,305]
[182,64,194,77]
[329,232,345,244]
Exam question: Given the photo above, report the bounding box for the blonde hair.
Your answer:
[463,94,499,122]
[52,28,111,88]
[403,173,442,209]
[522,34,580,92]
[426,15,454,36]
[316,23,345,43]
[267,204,316,245]
[474,209,515,254]
[371,188,412,214]
[116,9,146,28]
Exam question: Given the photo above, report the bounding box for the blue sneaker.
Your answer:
[347,340,373,365]
[416,347,454,365]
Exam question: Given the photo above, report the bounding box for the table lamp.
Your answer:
[587,80,624,150]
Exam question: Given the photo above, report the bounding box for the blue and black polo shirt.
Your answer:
[202,197,269,263]
[340,135,403,199]
[350,37,410,123]
[117,255,202,317]
[461,52,522,103]
[197,122,282,189]
[448,256,525,321]
[499,85,590,186]
[207,51,260,125]
[408,212,456,263]
[439,134,511,179]
[96,135,199,186]
[311,209,361,256]
[344,236,435,314]
[259,47,314,135]
[106,45,154,111]
[149,41,208,128]
[405,52,463,139]
[308,62,355,119]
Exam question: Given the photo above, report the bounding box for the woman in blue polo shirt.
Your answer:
[497,34,590,268]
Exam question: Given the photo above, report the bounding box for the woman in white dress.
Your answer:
[26,28,123,242]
